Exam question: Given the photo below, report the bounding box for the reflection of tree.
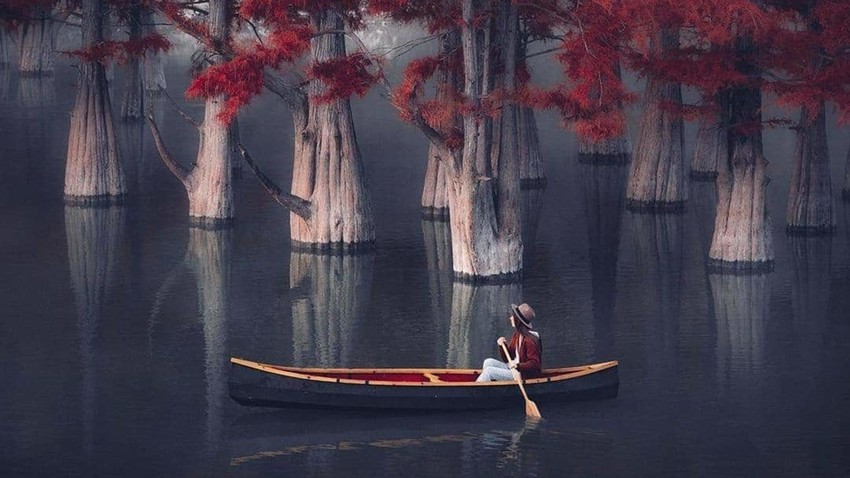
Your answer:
[290,253,374,367]
[790,236,831,369]
[185,228,232,452]
[422,219,453,363]
[446,282,521,368]
[0,67,10,98]
[581,163,626,352]
[17,76,55,110]
[710,273,770,391]
[65,205,126,456]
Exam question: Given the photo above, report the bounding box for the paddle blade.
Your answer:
[525,399,542,419]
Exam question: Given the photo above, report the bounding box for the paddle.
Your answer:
[499,342,542,419]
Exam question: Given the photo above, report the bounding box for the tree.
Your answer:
[151,0,376,248]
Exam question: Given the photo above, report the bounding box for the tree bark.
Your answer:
[18,8,56,76]
[708,86,773,272]
[786,103,834,234]
[146,0,234,227]
[448,0,522,280]
[141,10,167,93]
[579,62,631,165]
[120,3,145,120]
[287,12,375,251]
[690,112,725,181]
[64,0,126,206]
[518,106,546,187]
[626,30,685,212]
[290,252,374,367]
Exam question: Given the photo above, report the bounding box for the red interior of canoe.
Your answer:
[272,368,567,383]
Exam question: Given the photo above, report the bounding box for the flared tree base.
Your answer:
[707,258,774,275]
[64,193,126,208]
[421,206,449,221]
[690,170,718,181]
[577,152,630,166]
[625,198,685,213]
[291,240,375,254]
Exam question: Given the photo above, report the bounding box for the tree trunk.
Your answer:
[287,12,374,250]
[18,10,55,76]
[690,113,725,180]
[64,0,126,205]
[786,104,834,234]
[626,30,685,212]
[708,86,773,272]
[290,252,374,367]
[579,62,631,165]
[448,0,522,280]
[518,106,546,187]
[141,10,167,93]
[120,3,145,120]
[185,228,231,450]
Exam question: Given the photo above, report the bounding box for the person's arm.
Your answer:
[498,334,517,362]
[514,338,541,375]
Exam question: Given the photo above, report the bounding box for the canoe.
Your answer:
[228,357,619,411]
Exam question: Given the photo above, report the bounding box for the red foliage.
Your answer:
[67,33,171,63]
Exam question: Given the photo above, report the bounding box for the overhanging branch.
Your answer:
[236,143,312,220]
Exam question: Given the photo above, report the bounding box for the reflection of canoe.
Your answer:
[229,357,619,410]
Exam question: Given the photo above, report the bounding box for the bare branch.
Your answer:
[237,143,313,220]
[158,86,201,127]
[145,115,192,185]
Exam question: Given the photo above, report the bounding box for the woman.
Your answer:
[476,303,542,382]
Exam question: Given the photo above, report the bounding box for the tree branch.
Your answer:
[236,143,312,220]
[145,114,192,185]
[158,86,201,127]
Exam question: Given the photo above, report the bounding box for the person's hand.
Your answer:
[511,369,521,381]
[497,336,507,346]
[508,358,518,369]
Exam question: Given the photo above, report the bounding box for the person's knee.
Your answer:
[483,358,502,369]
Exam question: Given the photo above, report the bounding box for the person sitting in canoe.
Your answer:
[476,303,542,382]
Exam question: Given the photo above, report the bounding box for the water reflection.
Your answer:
[580,163,627,348]
[790,235,831,368]
[446,282,521,368]
[0,68,11,99]
[422,219,453,363]
[65,205,126,456]
[290,252,375,367]
[17,76,55,110]
[185,228,232,452]
[521,186,546,264]
[710,273,771,392]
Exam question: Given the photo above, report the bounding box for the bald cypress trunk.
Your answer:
[708,81,773,272]
[120,3,145,120]
[690,113,725,180]
[786,104,834,234]
[518,106,545,187]
[447,0,522,280]
[19,8,56,76]
[141,10,167,93]
[626,30,685,211]
[579,63,631,165]
[64,0,126,205]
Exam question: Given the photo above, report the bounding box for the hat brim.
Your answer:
[510,304,533,329]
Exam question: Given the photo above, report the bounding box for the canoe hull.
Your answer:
[229,361,619,411]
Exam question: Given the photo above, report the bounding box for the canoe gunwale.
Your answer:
[230,357,619,388]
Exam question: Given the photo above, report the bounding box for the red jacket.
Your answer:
[499,331,542,378]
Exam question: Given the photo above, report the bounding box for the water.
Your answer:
[1,54,850,477]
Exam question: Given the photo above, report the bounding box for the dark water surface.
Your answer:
[1,54,850,477]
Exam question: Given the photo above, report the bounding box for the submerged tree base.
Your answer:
[625,199,685,213]
[520,178,548,189]
[421,206,449,221]
[64,193,126,207]
[577,152,630,166]
[690,170,718,181]
[452,270,522,285]
[707,258,774,275]
[189,215,235,230]
[786,224,835,236]
[292,240,375,254]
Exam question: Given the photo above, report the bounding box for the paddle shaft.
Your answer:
[499,343,534,404]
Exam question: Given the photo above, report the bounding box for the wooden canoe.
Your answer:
[229,357,619,411]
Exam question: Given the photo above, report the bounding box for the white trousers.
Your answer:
[476,358,515,382]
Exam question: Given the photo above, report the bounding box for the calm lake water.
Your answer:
[1,50,850,477]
